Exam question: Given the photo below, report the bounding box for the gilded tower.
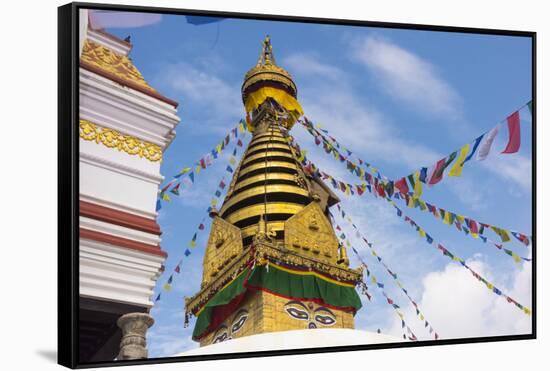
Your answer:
[185,37,363,346]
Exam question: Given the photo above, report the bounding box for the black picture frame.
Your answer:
[58,2,536,368]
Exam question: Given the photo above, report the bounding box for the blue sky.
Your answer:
[103,11,533,357]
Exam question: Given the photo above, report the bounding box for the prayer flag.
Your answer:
[448,143,470,177]
[175,264,181,273]
[156,199,162,211]
[419,167,428,183]
[476,124,500,160]
[463,135,484,164]
[502,111,521,154]
[428,159,447,185]
[395,178,409,194]
[189,233,197,247]
[184,249,191,256]
[527,100,532,115]
[155,293,161,302]
[226,165,233,173]
[413,171,422,198]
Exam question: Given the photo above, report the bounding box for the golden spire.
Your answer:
[257,35,276,66]
[242,35,298,103]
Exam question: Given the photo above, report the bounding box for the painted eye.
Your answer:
[286,307,309,320]
[213,332,228,343]
[314,314,336,326]
[231,314,248,334]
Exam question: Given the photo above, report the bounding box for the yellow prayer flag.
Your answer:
[418,228,426,238]
[371,276,377,284]
[420,314,425,321]
[180,167,191,174]
[448,143,470,177]
[512,252,522,263]
[524,307,531,315]
[413,171,422,198]
[443,211,452,225]
[453,256,461,262]
[195,165,201,174]
[163,283,172,292]
[162,193,171,202]
[407,196,415,208]
[486,282,493,290]
[456,215,465,224]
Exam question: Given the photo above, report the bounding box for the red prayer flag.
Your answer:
[428,159,446,185]
[175,264,181,273]
[502,111,521,153]
[356,185,365,195]
[395,177,409,195]
[468,219,479,234]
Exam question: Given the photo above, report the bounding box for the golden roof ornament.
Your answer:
[241,35,298,103]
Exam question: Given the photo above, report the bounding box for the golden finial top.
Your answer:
[242,35,297,103]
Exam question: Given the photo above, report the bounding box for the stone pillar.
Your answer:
[117,312,154,360]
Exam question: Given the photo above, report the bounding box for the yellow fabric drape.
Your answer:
[245,86,304,115]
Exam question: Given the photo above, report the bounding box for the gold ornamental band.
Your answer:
[246,142,291,153]
[225,203,305,225]
[220,184,309,214]
[252,128,283,139]
[232,173,297,192]
[251,131,285,140]
[241,150,295,166]
[240,221,286,240]
[237,161,299,177]
[79,119,162,162]
[249,135,286,146]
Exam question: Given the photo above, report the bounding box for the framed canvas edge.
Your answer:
[57,2,537,368]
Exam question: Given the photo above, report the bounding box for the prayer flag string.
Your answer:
[153,140,244,303]
[156,119,248,210]
[330,208,439,339]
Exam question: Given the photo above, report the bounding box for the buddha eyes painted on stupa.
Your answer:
[211,309,250,344]
[283,300,337,328]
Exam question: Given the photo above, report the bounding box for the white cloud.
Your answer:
[482,153,532,191]
[154,62,244,135]
[386,258,532,340]
[351,35,462,118]
[283,53,346,82]
[285,53,441,175]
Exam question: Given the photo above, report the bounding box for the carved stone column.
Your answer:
[117,312,154,360]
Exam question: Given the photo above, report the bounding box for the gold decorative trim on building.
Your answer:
[185,240,363,315]
[80,39,156,93]
[79,119,162,162]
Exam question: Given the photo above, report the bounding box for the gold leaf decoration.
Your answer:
[79,119,162,162]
